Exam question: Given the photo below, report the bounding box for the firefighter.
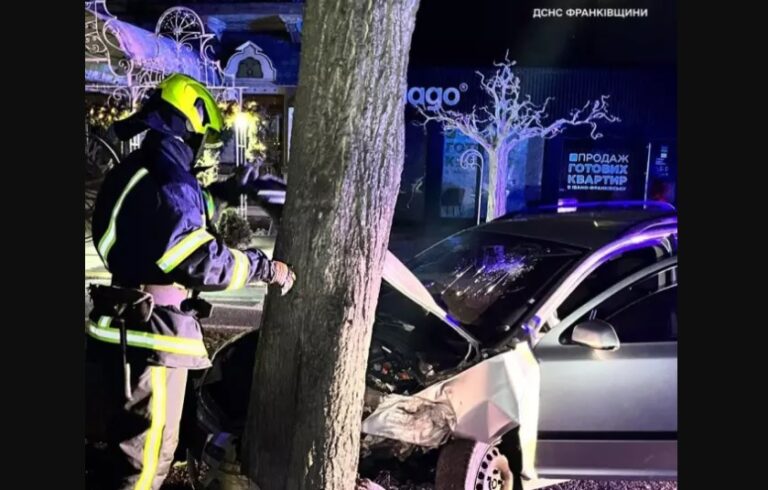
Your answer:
[86,73,295,490]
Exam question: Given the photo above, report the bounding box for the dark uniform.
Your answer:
[86,73,293,490]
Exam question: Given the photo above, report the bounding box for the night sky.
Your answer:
[410,0,676,67]
[111,0,676,68]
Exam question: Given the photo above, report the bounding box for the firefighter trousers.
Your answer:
[87,354,187,490]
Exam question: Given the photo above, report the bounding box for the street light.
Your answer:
[459,148,485,225]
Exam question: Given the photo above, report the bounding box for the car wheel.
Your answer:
[435,439,515,490]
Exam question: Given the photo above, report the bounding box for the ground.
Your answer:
[160,463,677,490]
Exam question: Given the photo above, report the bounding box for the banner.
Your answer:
[558,139,645,202]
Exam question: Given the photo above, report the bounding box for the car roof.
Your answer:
[481,201,677,250]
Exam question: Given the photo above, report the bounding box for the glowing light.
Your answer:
[235,112,250,131]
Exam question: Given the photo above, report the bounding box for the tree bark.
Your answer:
[243,1,420,489]
[485,152,498,220]
[495,148,509,219]
[486,148,511,220]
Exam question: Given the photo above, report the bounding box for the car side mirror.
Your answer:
[571,319,620,351]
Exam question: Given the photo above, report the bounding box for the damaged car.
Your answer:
[186,202,678,489]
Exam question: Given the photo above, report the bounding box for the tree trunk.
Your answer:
[488,149,509,218]
[243,1,420,489]
[485,149,509,220]
[486,148,510,220]
[485,151,499,220]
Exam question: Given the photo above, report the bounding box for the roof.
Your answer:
[481,202,677,250]
[85,5,223,86]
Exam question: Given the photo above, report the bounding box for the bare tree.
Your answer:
[243,1,421,489]
[417,58,620,219]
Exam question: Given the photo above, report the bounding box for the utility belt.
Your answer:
[92,282,215,317]
[86,284,213,399]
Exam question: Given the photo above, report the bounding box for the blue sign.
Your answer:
[559,139,644,201]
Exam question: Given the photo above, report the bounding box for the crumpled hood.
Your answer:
[369,250,541,480]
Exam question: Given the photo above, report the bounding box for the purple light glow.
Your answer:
[105,18,221,83]
[543,200,676,212]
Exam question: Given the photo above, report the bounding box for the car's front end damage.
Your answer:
[361,342,541,478]
[359,251,541,482]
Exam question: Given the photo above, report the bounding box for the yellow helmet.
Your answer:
[156,73,223,136]
[112,73,223,143]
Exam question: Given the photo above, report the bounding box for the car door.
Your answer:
[534,258,677,479]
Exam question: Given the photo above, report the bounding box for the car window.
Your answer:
[564,266,677,343]
[557,244,672,320]
[403,230,582,344]
[606,285,677,342]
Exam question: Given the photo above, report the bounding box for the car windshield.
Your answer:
[403,228,584,344]
[367,229,583,385]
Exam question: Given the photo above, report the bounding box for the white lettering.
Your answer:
[443,87,460,106]
[407,85,465,109]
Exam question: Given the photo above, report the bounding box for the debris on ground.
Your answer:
[364,470,434,490]
[539,482,677,490]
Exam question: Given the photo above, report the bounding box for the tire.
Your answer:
[435,439,516,490]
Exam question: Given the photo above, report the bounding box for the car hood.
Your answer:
[381,250,479,347]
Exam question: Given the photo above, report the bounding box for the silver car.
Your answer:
[189,201,677,490]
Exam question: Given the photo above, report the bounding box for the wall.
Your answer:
[394,65,677,224]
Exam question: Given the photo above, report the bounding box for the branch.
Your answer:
[414,56,619,157]
[476,58,525,145]
[514,95,620,142]
[414,103,493,153]
[476,70,502,141]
